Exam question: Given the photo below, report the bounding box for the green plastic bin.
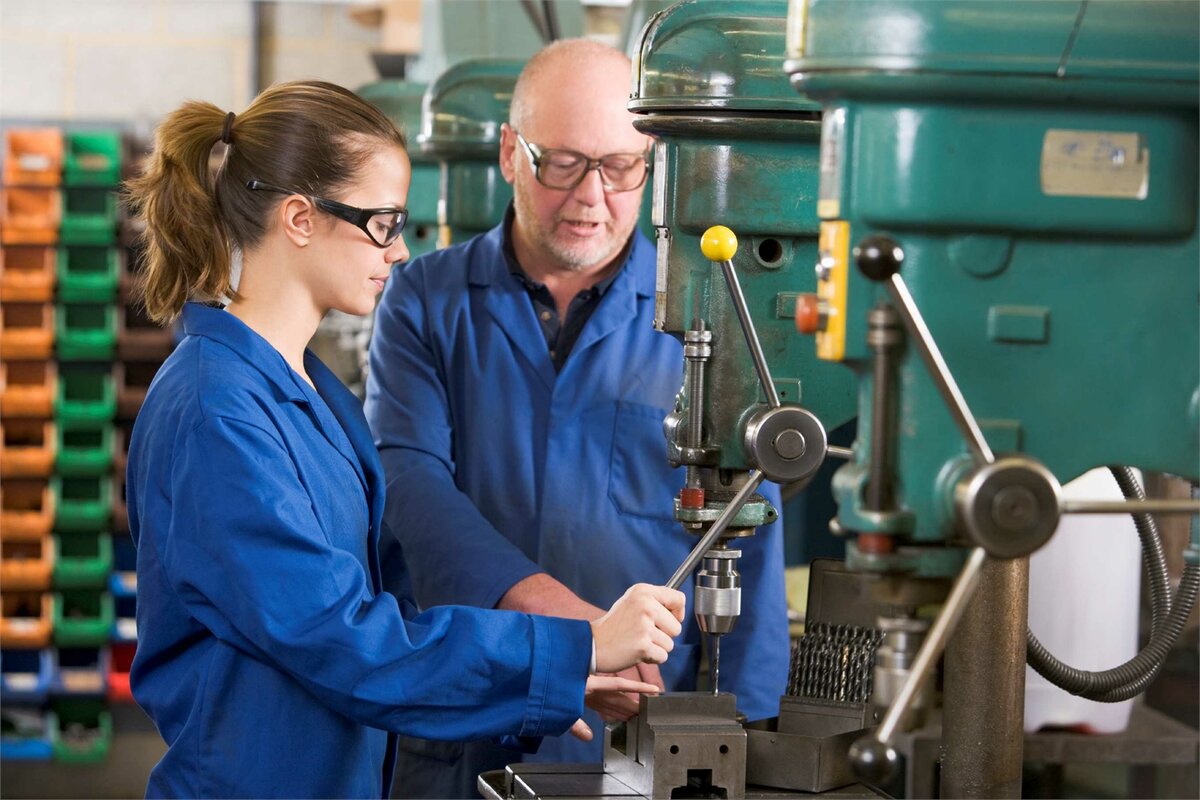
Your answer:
[52,591,114,647]
[56,304,116,361]
[52,476,112,532]
[49,701,112,763]
[60,188,117,246]
[53,532,114,588]
[55,423,114,477]
[57,247,119,301]
[63,132,122,187]
[56,365,115,423]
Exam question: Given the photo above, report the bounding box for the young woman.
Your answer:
[123,80,685,799]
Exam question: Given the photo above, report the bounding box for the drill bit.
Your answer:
[711,634,721,694]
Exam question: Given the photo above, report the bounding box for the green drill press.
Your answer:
[629,0,856,715]
[417,58,523,246]
[356,80,440,260]
[785,0,1200,795]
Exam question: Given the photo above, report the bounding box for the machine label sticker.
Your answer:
[1040,130,1149,200]
[818,107,846,218]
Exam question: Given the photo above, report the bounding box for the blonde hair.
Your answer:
[125,80,406,324]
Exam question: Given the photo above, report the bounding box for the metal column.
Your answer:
[940,556,1030,798]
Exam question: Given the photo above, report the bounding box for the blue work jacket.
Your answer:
[128,303,591,799]
[365,223,790,768]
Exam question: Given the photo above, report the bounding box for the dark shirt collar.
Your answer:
[499,203,631,298]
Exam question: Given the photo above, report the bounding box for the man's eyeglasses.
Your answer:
[514,132,649,193]
[245,180,408,248]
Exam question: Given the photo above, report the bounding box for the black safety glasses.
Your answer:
[246,180,408,248]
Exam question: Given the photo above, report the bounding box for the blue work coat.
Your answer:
[364,223,790,772]
[128,303,591,799]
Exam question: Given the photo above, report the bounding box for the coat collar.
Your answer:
[180,304,387,567]
[182,303,311,403]
[467,213,656,388]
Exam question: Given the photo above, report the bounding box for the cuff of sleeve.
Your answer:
[590,640,597,675]
[520,615,592,738]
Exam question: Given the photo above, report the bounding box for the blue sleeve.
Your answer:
[160,414,590,741]
[364,265,543,609]
[716,480,790,722]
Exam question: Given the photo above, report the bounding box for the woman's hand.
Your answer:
[590,583,685,673]
[569,674,662,740]
[586,662,666,722]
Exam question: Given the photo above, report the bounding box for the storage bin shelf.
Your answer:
[1,187,61,246]
[54,365,115,424]
[107,642,135,703]
[0,593,53,649]
[50,647,108,698]
[1,538,55,591]
[0,245,57,302]
[0,360,57,418]
[1,707,54,761]
[1,302,55,360]
[55,302,116,361]
[64,131,122,187]
[52,476,113,533]
[55,422,113,477]
[117,301,173,361]
[59,188,118,247]
[1,419,56,478]
[116,360,158,419]
[0,648,55,704]
[53,532,114,589]
[52,591,114,648]
[50,702,113,763]
[4,129,64,187]
[0,479,54,542]
[57,246,119,302]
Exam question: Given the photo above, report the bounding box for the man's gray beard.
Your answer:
[514,181,630,273]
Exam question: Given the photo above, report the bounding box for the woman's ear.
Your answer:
[279,195,316,247]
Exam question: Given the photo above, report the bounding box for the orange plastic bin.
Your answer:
[0,360,58,418]
[0,593,54,648]
[1,188,61,245]
[0,245,57,302]
[1,302,55,359]
[3,129,63,187]
[1,539,56,591]
[1,419,56,478]
[0,479,55,542]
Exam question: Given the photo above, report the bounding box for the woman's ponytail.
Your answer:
[125,101,234,324]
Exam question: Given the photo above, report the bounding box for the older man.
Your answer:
[366,39,789,798]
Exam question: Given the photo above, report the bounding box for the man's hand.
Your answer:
[570,674,661,739]
[590,584,686,673]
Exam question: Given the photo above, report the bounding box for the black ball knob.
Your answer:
[854,235,904,282]
[849,735,899,785]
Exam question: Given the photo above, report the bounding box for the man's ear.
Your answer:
[279,195,316,247]
[499,123,518,186]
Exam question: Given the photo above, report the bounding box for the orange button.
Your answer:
[795,293,821,335]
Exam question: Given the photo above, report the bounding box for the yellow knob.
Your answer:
[700,225,738,262]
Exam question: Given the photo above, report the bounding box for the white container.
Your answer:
[1024,467,1141,733]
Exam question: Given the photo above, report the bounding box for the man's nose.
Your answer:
[572,165,606,206]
